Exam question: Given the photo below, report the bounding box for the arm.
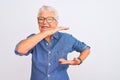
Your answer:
[59,49,90,65]
[77,49,90,64]
[16,32,48,54]
[16,27,69,54]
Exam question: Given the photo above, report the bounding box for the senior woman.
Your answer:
[15,5,90,80]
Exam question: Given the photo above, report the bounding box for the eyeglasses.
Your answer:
[38,17,56,23]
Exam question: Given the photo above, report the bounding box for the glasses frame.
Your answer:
[37,16,57,23]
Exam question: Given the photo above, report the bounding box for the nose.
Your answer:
[43,19,47,24]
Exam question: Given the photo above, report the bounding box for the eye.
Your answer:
[39,18,44,20]
[38,17,45,22]
[47,17,53,22]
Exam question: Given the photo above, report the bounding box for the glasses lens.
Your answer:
[38,17,45,22]
[47,17,54,23]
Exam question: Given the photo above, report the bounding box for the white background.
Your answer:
[0,0,120,80]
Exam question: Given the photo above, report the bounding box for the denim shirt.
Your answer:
[15,32,90,80]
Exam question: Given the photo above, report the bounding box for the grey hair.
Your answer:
[37,5,58,20]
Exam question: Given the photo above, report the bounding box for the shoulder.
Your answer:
[58,32,73,38]
[58,32,77,41]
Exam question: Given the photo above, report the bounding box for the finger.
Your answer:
[60,60,74,65]
[60,61,68,64]
[60,60,71,64]
[59,60,67,64]
[59,58,66,63]
[59,58,70,64]
[59,58,66,61]
[62,27,69,30]
[58,27,69,31]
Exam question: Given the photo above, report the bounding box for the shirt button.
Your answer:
[48,51,51,54]
[48,74,50,77]
[46,43,49,45]
[48,63,51,66]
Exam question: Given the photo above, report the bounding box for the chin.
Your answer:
[40,29,48,32]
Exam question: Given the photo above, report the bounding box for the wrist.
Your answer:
[40,31,49,36]
[77,57,83,65]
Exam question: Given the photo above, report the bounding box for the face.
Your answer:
[37,11,58,32]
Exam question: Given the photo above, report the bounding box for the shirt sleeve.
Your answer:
[14,34,35,56]
[72,36,91,52]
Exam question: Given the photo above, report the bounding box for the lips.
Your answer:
[41,26,50,30]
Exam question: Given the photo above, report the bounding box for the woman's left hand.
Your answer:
[59,58,81,65]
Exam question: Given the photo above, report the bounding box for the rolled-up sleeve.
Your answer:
[14,34,35,56]
[72,36,90,52]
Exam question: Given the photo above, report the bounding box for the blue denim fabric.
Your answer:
[15,32,90,80]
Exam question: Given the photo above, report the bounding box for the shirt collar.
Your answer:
[52,32,60,40]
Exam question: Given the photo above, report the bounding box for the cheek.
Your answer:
[51,23,56,27]
[51,22,58,28]
[38,23,43,27]
[38,25,41,30]
[38,23,42,29]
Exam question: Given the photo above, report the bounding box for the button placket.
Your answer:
[48,51,51,54]
[47,51,51,78]
[46,43,49,45]
[48,74,50,77]
[48,63,51,66]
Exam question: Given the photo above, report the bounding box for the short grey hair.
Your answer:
[37,5,58,20]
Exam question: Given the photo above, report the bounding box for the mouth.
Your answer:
[41,26,50,30]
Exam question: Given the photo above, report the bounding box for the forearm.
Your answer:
[59,49,90,65]
[16,32,48,54]
[16,27,69,54]
[78,49,90,61]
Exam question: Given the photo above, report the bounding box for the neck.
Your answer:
[45,35,52,43]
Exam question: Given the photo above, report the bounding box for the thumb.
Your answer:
[59,58,69,64]
[74,57,80,62]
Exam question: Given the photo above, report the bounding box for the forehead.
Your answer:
[38,11,55,18]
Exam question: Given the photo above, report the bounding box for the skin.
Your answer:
[37,11,69,42]
[16,10,90,65]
